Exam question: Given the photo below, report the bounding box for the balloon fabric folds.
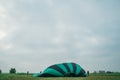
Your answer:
[33,62,87,77]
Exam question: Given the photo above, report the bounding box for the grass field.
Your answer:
[0,73,120,80]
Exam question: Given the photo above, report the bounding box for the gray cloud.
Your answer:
[0,0,120,73]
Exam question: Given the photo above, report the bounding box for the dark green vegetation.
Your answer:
[0,69,2,74]
[0,73,120,80]
[9,68,16,74]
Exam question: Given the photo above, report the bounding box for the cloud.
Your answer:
[0,0,120,73]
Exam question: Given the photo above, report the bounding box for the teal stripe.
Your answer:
[76,64,81,75]
[57,64,68,73]
[43,68,63,76]
[67,63,73,73]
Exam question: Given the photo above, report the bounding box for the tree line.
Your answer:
[0,68,16,74]
[0,68,30,75]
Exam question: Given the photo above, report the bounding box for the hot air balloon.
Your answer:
[33,62,87,77]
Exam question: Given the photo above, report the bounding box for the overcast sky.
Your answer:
[0,0,120,73]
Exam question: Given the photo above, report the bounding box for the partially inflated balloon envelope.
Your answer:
[33,62,87,77]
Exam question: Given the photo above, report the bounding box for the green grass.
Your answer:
[0,73,120,80]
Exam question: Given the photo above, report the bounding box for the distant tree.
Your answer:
[93,71,97,74]
[106,71,113,74]
[87,70,89,76]
[27,71,29,75]
[99,70,105,74]
[10,68,16,74]
[0,69,2,74]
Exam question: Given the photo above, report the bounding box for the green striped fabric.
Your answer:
[76,64,81,75]
[57,64,68,73]
[43,68,63,76]
[67,63,74,73]
[34,62,87,77]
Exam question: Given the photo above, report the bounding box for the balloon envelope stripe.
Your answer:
[43,68,63,76]
[71,63,77,74]
[48,65,65,76]
[40,73,58,77]
[62,63,71,73]
[67,63,73,73]
[75,64,81,75]
[57,64,68,73]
